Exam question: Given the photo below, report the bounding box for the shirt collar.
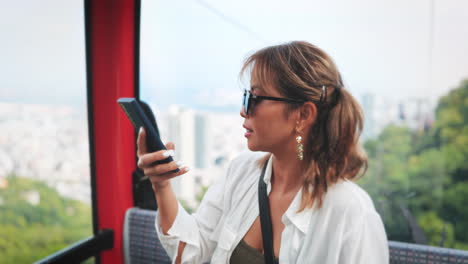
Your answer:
[262,154,273,186]
[283,189,313,234]
[262,154,313,234]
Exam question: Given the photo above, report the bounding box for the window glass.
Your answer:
[0,1,92,262]
[141,0,468,249]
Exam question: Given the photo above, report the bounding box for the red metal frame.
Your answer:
[86,0,137,263]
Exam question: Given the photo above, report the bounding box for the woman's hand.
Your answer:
[137,127,189,190]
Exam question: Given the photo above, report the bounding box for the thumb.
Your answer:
[165,141,175,150]
[137,127,147,156]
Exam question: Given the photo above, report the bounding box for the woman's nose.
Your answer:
[240,107,247,118]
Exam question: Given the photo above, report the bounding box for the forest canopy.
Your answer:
[359,79,468,249]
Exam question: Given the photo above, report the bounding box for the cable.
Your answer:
[427,0,435,98]
[193,0,268,43]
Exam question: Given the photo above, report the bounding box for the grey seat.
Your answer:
[389,240,468,264]
[123,207,468,264]
[124,208,171,264]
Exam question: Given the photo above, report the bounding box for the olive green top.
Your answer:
[230,239,279,264]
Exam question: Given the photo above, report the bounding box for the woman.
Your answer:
[137,41,389,263]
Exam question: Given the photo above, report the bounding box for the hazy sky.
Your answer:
[0,1,86,106]
[1,0,467,112]
[140,0,468,111]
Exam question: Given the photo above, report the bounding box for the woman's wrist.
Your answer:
[152,181,170,192]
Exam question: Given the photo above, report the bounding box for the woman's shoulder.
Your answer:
[323,179,378,215]
[226,151,268,182]
[312,180,383,234]
[228,150,267,171]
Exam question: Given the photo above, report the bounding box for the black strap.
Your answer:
[258,159,278,264]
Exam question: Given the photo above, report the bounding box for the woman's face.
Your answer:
[240,76,298,154]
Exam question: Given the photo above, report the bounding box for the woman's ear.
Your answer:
[299,102,317,128]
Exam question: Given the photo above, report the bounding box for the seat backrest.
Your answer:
[123,208,171,264]
[123,207,468,264]
[389,240,468,264]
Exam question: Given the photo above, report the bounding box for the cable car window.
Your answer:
[0,1,92,262]
[141,0,468,250]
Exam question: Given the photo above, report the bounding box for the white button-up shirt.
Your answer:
[155,152,389,263]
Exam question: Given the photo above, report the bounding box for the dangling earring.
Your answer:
[296,135,304,161]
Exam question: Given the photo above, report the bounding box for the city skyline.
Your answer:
[0,92,436,207]
[0,102,249,207]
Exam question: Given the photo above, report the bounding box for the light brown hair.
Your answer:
[240,41,367,211]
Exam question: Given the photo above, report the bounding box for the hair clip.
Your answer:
[319,85,327,102]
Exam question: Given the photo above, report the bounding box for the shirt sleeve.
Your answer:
[154,164,232,264]
[338,210,389,264]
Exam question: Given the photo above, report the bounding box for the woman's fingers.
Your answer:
[136,134,188,182]
[143,162,189,178]
[143,160,188,176]
[137,127,147,157]
[138,149,175,169]
[145,163,190,187]
[147,168,189,184]
[165,141,175,151]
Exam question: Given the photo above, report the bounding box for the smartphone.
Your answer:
[117,98,179,172]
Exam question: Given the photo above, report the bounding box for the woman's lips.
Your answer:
[243,125,253,137]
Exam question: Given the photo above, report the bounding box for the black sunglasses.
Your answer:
[242,89,306,115]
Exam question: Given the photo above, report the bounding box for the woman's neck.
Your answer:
[270,151,305,195]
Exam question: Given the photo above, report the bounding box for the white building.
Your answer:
[195,112,210,169]
[361,93,377,140]
[359,93,436,142]
[163,106,197,206]
[155,106,247,209]
[396,98,434,132]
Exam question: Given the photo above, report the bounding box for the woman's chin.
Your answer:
[247,141,265,152]
[246,141,258,151]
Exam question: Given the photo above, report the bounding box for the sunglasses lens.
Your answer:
[243,91,250,115]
